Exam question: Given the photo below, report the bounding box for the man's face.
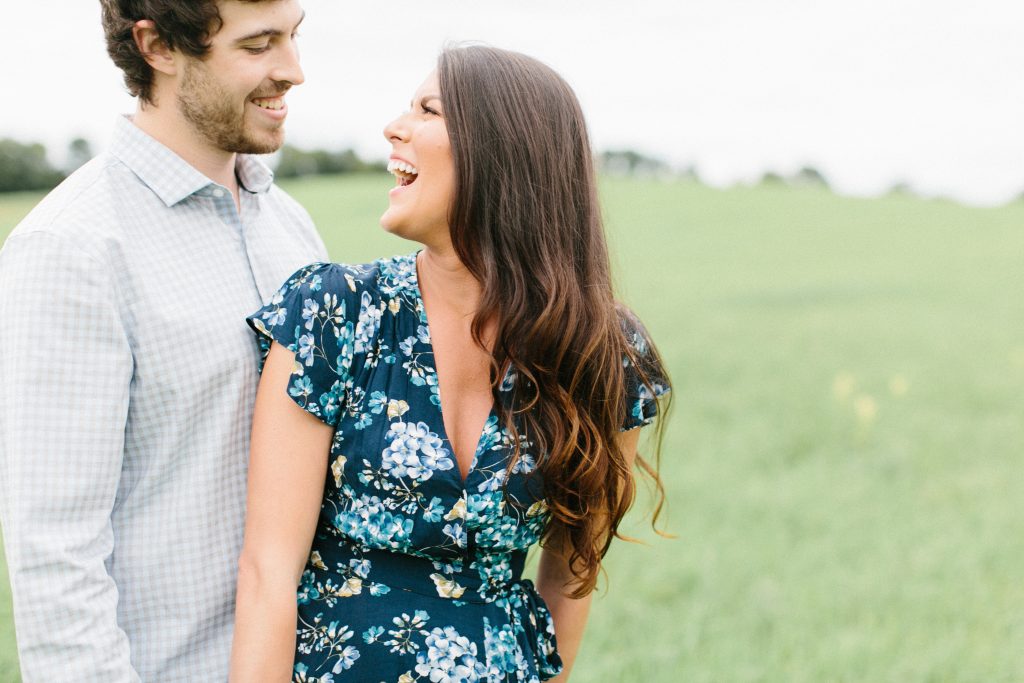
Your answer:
[177,0,305,155]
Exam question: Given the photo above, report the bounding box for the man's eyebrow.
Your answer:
[233,11,305,43]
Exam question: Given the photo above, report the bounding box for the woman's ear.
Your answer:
[132,19,177,76]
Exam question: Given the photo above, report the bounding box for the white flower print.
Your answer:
[381,421,453,482]
[248,256,660,682]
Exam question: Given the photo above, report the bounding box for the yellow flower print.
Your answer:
[444,497,467,521]
[331,455,347,488]
[526,500,548,517]
[338,576,363,597]
[430,573,466,599]
[310,551,327,570]
[387,399,410,419]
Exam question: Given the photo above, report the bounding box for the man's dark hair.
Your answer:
[99,0,268,105]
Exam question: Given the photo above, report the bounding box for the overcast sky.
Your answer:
[4,1,1023,205]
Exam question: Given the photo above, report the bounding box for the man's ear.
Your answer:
[132,19,177,76]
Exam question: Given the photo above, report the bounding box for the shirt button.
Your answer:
[212,188,225,198]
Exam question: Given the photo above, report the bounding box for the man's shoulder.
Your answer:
[6,153,144,247]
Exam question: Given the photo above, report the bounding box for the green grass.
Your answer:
[0,534,13,683]
[1,175,1022,682]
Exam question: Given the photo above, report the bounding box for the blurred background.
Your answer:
[1,1,1022,681]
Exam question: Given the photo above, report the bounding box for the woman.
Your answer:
[230,46,670,682]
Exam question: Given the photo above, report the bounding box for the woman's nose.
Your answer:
[383,113,410,143]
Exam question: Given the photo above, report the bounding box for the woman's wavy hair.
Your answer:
[99,0,269,105]
[438,45,670,597]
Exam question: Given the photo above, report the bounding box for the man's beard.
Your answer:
[177,60,284,155]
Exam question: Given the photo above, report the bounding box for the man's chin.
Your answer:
[227,132,285,156]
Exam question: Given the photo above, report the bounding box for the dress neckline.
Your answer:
[405,251,496,486]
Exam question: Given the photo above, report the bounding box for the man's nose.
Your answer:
[272,39,304,87]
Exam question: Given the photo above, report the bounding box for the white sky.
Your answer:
[4,0,1023,205]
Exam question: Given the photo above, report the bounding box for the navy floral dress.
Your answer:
[247,253,668,683]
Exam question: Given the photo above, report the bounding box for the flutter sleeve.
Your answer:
[620,309,671,431]
[246,262,354,427]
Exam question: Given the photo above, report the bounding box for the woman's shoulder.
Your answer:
[616,304,655,353]
[614,304,671,429]
[275,252,419,301]
[616,304,670,389]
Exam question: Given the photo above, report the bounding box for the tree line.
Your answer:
[0,137,953,199]
[0,138,387,193]
[0,138,91,193]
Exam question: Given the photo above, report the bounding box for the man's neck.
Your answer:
[132,102,240,201]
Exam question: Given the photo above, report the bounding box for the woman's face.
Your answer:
[380,71,455,246]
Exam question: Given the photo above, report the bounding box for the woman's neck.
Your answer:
[417,245,482,319]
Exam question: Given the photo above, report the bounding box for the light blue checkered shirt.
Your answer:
[0,116,327,681]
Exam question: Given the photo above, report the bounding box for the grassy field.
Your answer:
[1,174,1022,682]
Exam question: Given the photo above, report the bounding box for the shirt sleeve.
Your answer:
[0,232,141,682]
[620,309,672,431]
[246,262,355,427]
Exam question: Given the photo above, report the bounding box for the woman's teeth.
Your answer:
[252,97,284,110]
[387,159,419,185]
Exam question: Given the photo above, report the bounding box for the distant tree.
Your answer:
[66,137,94,173]
[678,164,699,181]
[0,139,65,192]
[275,145,319,177]
[792,166,829,188]
[760,171,785,185]
[598,149,669,177]
[887,181,913,196]
[274,145,385,178]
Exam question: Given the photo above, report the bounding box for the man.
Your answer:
[0,1,325,680]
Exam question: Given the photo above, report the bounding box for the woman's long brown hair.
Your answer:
[438,46,671,598]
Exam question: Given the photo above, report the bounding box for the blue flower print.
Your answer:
[368,391,388,414]
[414,626,485,683]
[443,522,467,548]
[333,646,359,673]
[290,376,314,400]
[399,336,417,357]
[354,290,381,354]
[292,662,333,683]
[297,332,316,366]
[319,389,340,424]
[381,421,453,482]
[511,451,536,475]
[422,496,445,523]
[263,305,288,327]
[294,615,360,680]
[246,256,666,682]
[484,619,520,675]
[301,298,319,331]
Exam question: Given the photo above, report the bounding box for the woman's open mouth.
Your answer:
[387,159,419,187]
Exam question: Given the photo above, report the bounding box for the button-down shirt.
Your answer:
[0,116,327,681]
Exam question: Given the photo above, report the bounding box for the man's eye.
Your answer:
[244,45,270,54]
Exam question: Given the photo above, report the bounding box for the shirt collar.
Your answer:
[236,153,275,194]
[108,115,275,206]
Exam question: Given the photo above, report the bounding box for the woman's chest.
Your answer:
[322,393,548,558]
